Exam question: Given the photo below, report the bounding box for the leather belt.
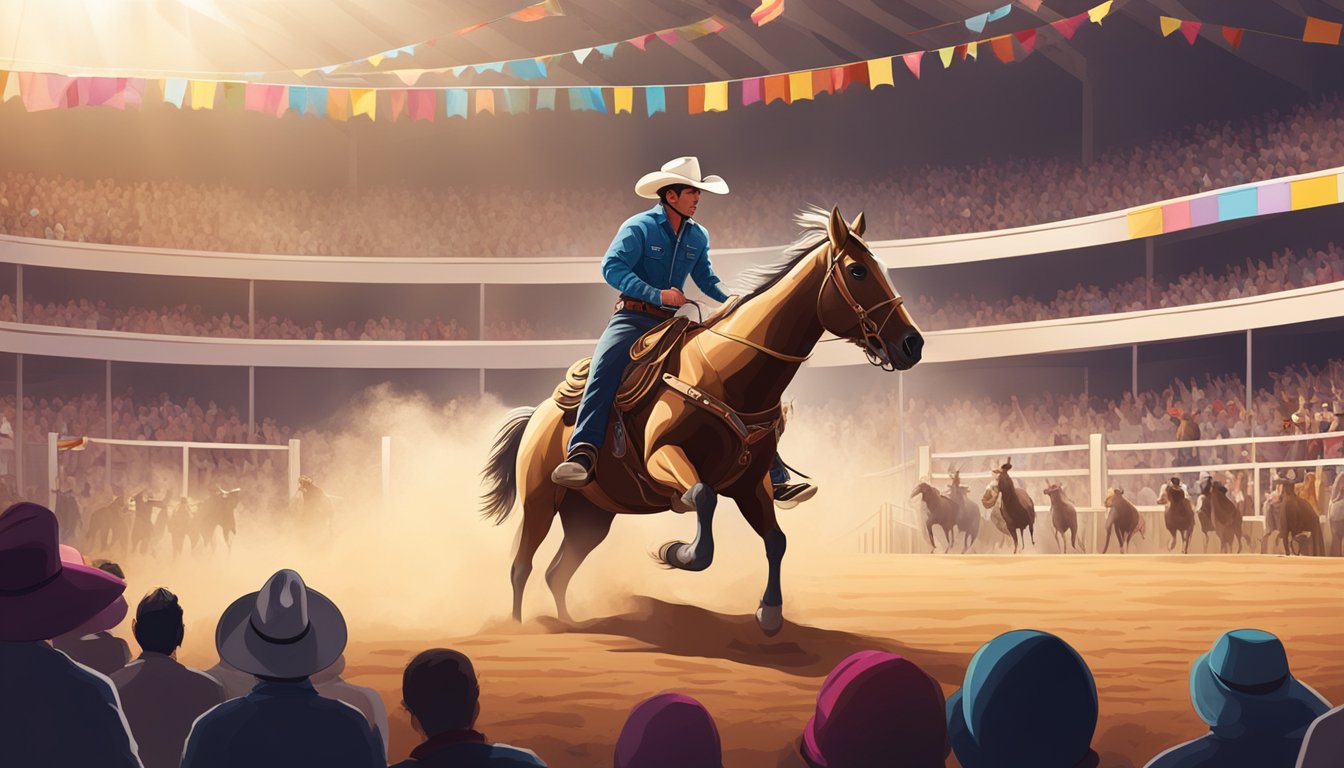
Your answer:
[615,296,675,319]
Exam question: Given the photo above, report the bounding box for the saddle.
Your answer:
[553,316,695,421]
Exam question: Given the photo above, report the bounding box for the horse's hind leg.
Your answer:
[545,494,615,624]
[511,489,559,622]
[648,445,717,572]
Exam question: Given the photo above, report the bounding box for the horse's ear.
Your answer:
[827,206,849,250]
[849,211,866,238]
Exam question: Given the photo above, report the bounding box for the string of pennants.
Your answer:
[0,1,1120,121]
[1157,14,1342,48]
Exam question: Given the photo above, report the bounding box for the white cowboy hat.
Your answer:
[635,156,730,199]
[215,569,347,679]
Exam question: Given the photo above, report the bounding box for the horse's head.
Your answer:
[1105,487,1123,508]
[981,481,1001,509]
[815,206,923,371]
[1043,482,1063,499]
[910,481,935,500]
[993,460,1014,493]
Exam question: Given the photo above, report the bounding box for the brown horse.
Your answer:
[1042,482,1084,553]
[911,481,956,553]
[1200,475,1251,554]
[947,469,980,554]
[987,461,1035,554]
[1102,488,1141,554]
[1159,477,1196,554]
[1274,477,1323,556]
[481,207,923,634]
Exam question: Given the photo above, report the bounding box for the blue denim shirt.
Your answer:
[601,203,731,306]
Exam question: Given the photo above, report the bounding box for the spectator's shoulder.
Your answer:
[1144,735,1218,768]
[490,743,549,766]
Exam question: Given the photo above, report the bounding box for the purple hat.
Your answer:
[614,693,722,768]
[0,503,127,642]
[55,545,129,635]
[802,651,949,768]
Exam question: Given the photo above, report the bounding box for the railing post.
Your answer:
[918,445,930,483]
[1090,432,1105,554]
[182,445,190,500]
[47,432,58,511]
[1252,442,1261,521]
[288,438,301,500]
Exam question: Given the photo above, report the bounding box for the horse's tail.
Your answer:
[480,407,535,525]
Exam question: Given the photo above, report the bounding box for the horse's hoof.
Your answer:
[756,602,783,636]
[658,541,689,568]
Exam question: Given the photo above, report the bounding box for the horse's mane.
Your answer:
[707,206,831,327]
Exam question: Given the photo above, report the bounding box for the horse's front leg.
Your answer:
[648,444,716,572]
[732,475,787,637]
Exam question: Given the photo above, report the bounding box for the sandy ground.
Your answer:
[162,553,1344,768]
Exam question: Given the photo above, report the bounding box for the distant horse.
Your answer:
[1200,475,1251,554]
[947,469,980,554]
[130,491,165,555]
[1273,477,1322,556]
[53,489,83,543]
[481,207,924,635]
[297,476,336,537]
[168,497,194,557]
[193,488,242,552]
[910,481,956,553]
[1159,477,1196,554]
[85,495,131,554]
[1042,482,1084,553]
[1195,488,1216,552]
[1102,488,1141,554]
[986,461,1035,554]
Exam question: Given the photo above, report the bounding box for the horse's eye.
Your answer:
[847,264,868,280]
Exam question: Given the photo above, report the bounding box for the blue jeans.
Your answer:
[569,310,795,488]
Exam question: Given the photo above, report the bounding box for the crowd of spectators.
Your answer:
[3,240,1342,341]
[2,507,1340,767]
[2,96,1342,256]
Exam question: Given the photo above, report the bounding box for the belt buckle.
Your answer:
[687,387,700,400]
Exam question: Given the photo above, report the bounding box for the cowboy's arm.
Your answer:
[600,221,662,305]
[689,230,730,303]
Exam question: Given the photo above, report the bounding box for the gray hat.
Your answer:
[216,569,346,679]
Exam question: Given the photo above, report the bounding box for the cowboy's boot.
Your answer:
[773,481,818,510]
[552,444,598,489]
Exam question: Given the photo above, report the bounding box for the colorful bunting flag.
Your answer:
[408,89,436,121]
[595,43,618,59]
[502,89,530,115]
[955,43,969,61]
[308,87,328,118]
[629,34,653,51]
[1015,28,1038,56]
[352,89,376,120]
[1019,0,1042,10]
[509,0,563,23]
[938,47,954,68]
[1181,20,1202,45]
[1160,16,1182,37]
[751,0,784,27]
[1222,26,1244,49]
[838,62,868,91]
[868,57,894,88]
[222,82,245,111]
[811,69,834,97]
[656,30,679,46]
[287,86,308,116]
[389,90,407,121]
[991,35,1015,63]
[966,13,990,34]
[1052,13,1087,40]
[536,88,556,111]
[788,71,813,102]
[742,77,763,106]
[574,48,592,64]
[645,86,665,116]
[1303,16,1342,45]
[687,84,705,115]
[190,80,217,110]
[764,75,788,105]
[705,81,728,112]
[987,4,1012,23]
[967,41,978,60]
[2,71,19,102]
[394,69,426,86]
[614,86,633,114]
[445,89,467,119]
[902,51,923,79]
[1087,1,1113,25]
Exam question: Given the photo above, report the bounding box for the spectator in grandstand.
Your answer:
[52,557,133,676]
[614,692,721,768]
[109,588,225,768]
[391,647,547,767]
[1297,704,1344,767]
[794,650,948,768]
[0,502,142,767]
[181,568,383,768]
[1145,629,1331,768]
[311,654,390,761]
[947,629,1100,768]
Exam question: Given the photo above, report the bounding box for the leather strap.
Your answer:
[615,296,675,319]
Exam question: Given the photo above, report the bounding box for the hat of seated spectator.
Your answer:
[215,568,347,679]
[801,650,949,768]
[1189,629,1329,730]
[0,502,127,642]
[634,157,729,199]
[947,630,1099,768]
[614,693,721,768]
[57,545,129,636]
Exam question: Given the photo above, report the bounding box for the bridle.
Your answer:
[703,239,905,369]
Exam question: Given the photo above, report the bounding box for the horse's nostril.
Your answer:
[901,333,924,360]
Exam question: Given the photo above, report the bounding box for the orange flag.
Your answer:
[687,84,705,115]
[1221,26,1244,49]
[763,75,788,104]
[1303,16,1342,45]
[811,68,834,97]
[991,35,1014,63]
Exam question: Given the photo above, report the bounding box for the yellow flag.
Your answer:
[1088,1,1113,24]
[1,71,19,102]
[967,41,979,60]
[293,68,314,77]
[352,89,376,120]
[190,80,217,110]
[614,86,633,114]
[939,47,954,68]
[1159,16,1181,36]
[788,71,813,101]
[368,54,385,67]
[867,57,894,88]
[704,81,728,112]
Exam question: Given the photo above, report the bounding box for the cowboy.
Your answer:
[0,502,143,767]
[1145,629,1331,767]
[550,157,816,508]
[180,569,383,768]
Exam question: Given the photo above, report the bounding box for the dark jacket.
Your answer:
[180,679,383,768]
[389,729,547,768]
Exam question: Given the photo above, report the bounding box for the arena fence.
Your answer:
[858,431,1344,554]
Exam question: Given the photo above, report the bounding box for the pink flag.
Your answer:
[408,89,436,121]
[1019,0,1042,9]
[628,33,654,50]
[390,90,407,121]
[244,84,269,112]
[1180,20,1202,45]
[1014,28,1038,56]
[656,29,679,46]
[742,77,763,106]
[1052,12,1087,40]
[268,86,288,117]
[902,51,924,79]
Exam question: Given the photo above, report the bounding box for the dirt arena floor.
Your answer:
[161,553,1343,768]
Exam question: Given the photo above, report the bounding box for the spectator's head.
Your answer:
[133,587,185,655]
[801,650,948,768]
[1189,629,1329,733]
[401,648,480,735]
[947,630,1099,768]
[215,568,346,680]
[0,502,126,642]
[614,692,721,768]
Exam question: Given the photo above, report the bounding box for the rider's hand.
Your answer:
[660,288,687,308]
